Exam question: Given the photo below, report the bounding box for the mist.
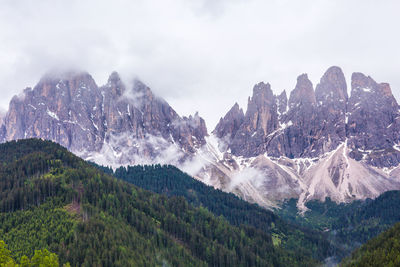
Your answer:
[1,0,399,129]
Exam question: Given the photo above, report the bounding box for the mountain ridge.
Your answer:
[2,66,400,210]
[211,66,400,209]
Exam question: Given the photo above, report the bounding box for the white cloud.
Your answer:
[79,130,212,179]
[229,167,265,191]
[0,0,399,130]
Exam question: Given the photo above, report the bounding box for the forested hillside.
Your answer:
[102,164,335,261]
[0,139,320,266]
[277,191,400,257]
[0,240,62,266]
[341,222,400,266]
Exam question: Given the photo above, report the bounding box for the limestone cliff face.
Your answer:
[276,90,288,116]
[270,73,318,158]
[314,66,348,154]
[210,66,400,207]
[288,73,316,108]
[347,72,400,167]
[2,71,207,163]
[215,66,400,168]
[213,103,244,141]
[228,82,279,157]
[4,72,104,152]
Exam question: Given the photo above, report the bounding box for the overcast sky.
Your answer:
[0,0,399,129]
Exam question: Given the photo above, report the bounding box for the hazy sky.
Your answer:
[0,0,399,129]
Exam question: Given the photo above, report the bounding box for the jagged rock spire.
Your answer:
[316,66,348,103]
[106,71,125,96]
[288,74,316,109]
[213,102,244,140]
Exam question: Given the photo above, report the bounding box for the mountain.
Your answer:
[2,67,400,210]
[212,66,400,209]
[0,71,207,167]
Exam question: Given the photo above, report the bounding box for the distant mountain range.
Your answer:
[2,66,400,209]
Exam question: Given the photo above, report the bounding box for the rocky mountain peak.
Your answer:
[350,72,397,104]
[213,102,245,140]
[131,79,155,102]
[184,112,204,128]
[183,112,208,140]
[221,103,243,119]
[221,81,279,157]
[315,66,348,103]
[252,82,273,98]
[247,82,275,110]
[232,102,241,111]
[2,71,104,151]
[33,71,99,103]
[106,71,125,96]
[347,71,400,160]
[108,71,121,83]
[1,70,209,164]
[245,81,278,132]
[351,72,376,93]
[288,73,316,108]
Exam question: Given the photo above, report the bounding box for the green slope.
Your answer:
[277,192,400,259]
[102,164,335,262]
[0,139,319,266]
[341,222,400,266]
[0,240,62,267]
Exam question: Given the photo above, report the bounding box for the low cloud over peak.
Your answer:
[1,0,399,128]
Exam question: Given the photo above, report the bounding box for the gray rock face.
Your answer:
[213,103,244,142]
[2,71,207,162]
[215,66,400,168]
[288,73,316,108]
[4,72,104,152]
[276,90,288,115]
[270,73,318,158]
[314,66,348,154]
[225,82,279,157]
[347,72,400,167]
[210,66,400,208]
